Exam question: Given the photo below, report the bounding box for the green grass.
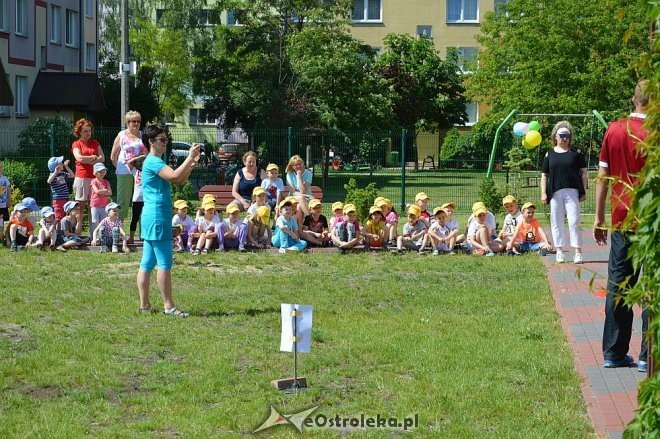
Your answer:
[0,250,592,438]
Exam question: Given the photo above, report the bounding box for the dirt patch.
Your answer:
[0,322,28,342]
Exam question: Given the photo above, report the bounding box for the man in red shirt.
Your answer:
[594,80,649,372]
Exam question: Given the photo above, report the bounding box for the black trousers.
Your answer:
[602,231,648,362]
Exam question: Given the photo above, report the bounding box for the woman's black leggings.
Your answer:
[130,201,144,233]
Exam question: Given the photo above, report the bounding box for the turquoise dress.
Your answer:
[140,154,172,241]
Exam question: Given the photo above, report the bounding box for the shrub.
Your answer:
[344,178,378,222]
[2,160,38,197]
[18,116,73,159]
[478,177,507,216]
[172,181,194,204]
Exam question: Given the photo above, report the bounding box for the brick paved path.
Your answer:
[542,231,645,439]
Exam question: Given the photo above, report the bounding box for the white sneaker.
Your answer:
[279,247,287,254]
[432,249,439,256]
[556,252,565,263]
[112,245,119,253]
[573,253,584,264]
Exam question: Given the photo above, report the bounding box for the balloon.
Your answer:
[513,122,529,137]
[528,120,541,131]
[522,138,533,149]
[525,130,542,147]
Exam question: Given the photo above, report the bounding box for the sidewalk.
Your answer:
[542,230,645,439]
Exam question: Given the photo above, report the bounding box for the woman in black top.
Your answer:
[541,121,588,264]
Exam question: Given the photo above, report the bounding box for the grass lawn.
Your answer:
[0,250,592,438]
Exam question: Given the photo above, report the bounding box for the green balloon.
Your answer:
[528,121,541,131]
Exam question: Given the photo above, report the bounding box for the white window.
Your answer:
[15,76,28,117]
[226,10,243,26]
[457,47,478,73]
[0,0,9,32]
[16,0,28,36]
[351,0,382,22]
[86,43,96,70]
[464,102,478,125]
[189,109,216,125]
[0,75,10,117]
[51,5,61,44]
[65,9,78,46]
[447,0,478,23]
[416,25,432,38]
[85,0,94,18]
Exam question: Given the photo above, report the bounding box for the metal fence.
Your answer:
[0,121,605,214]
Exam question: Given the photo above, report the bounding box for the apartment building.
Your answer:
[349,0,501,126]
[0,0,104,134]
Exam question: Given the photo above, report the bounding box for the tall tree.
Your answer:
[467,0,648,119]
[373,34,468,133]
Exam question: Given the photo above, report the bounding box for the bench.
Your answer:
[198,185,324,211]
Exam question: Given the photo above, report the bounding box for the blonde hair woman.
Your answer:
[110,111,147,221]
[285,155,313,219]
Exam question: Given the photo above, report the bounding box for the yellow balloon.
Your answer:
[522,138,534,150]
[525,130,542,147]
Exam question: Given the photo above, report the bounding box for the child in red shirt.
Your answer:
[506,202,553,255]
[9,203,36,251]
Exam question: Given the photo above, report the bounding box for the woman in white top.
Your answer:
[110,111,147,221]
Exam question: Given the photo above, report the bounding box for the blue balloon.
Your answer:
[513,122,529,137]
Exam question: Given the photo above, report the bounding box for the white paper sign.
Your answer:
[280,304,313,353]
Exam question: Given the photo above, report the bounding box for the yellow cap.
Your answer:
[252,187,266,196]
[308,199,322,210]
[279,199,293,209]
[174,200,189,210]
[202,194,216,202]
[226,204,240,214]
[332,201,344,212]
[474,207,488,216]
[256,205,270,224]
[415,192,430,202]
[202,201,216,211]
[441,201,456,210]
[369,205,382,215]
[374,196,386,205]
[408,205,421,217]
[472,201,486,213]
[502,195,517,206]
[521,202,536,211]
[285,196,297,204]
[343,203,356,214]
[266,163,279,172]
[376,198,393,209]
[432,206,446,216]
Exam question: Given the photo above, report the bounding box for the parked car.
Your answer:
[217,143,248,162]
[169,141,215,167]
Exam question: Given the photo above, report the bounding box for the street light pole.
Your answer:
[120,0,129,125]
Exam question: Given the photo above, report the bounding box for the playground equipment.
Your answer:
[486,110,609,179]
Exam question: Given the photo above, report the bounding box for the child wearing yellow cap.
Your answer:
[375,197,398,246]
[301,199,331,247]
[172,199,196,252]
[392,205,427,254]
[219,203,248,252]
[247,186,271,218]
[331,203,360,251]
[363,205,386,248]
[498,195,523,250]
[261,163,285,212]
[421,207,455,255]
[272,199,307,253]
[191,201,222,255]
[467,205,497,256]
[414,192,431,225]
[246,205,271,249]
[506,202,553,255]
[329,201,346,229]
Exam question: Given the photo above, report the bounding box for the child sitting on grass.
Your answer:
[392,205,427,254]
[467,205,497,256]
[219,203,247,252]
[246,206,272,249]
[363,205,386,249]
[272,200,307,253]
[505,202,553,256]
[8,203,38,251]
[35,206,61,251]
[413,192,431,225]
[329,201,345,229]
[421,207,455,255]
[301,199,331,247]
[247,186,270,217]
[498,195,523,250]
[60,201,89,249]
[171,200,195,252]
[192,201,221,255]
[375,197,398,246]
[91,202,130,253]
[331,203,360,251]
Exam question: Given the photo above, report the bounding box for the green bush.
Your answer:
[478,177,507,216]
[344,178,378,222]
[172,181,194,203]
[1,160,38,196]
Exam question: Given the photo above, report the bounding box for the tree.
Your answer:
[373,34,468,133]
[467,0,648,120]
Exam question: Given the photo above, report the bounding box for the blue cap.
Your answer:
[93,162,107,173]
[105,202,120,213]
[63,201,79,213]
[40,206,55,218]
[48,156,64,172]
[12,203,27,212]
[21,197,39,212]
